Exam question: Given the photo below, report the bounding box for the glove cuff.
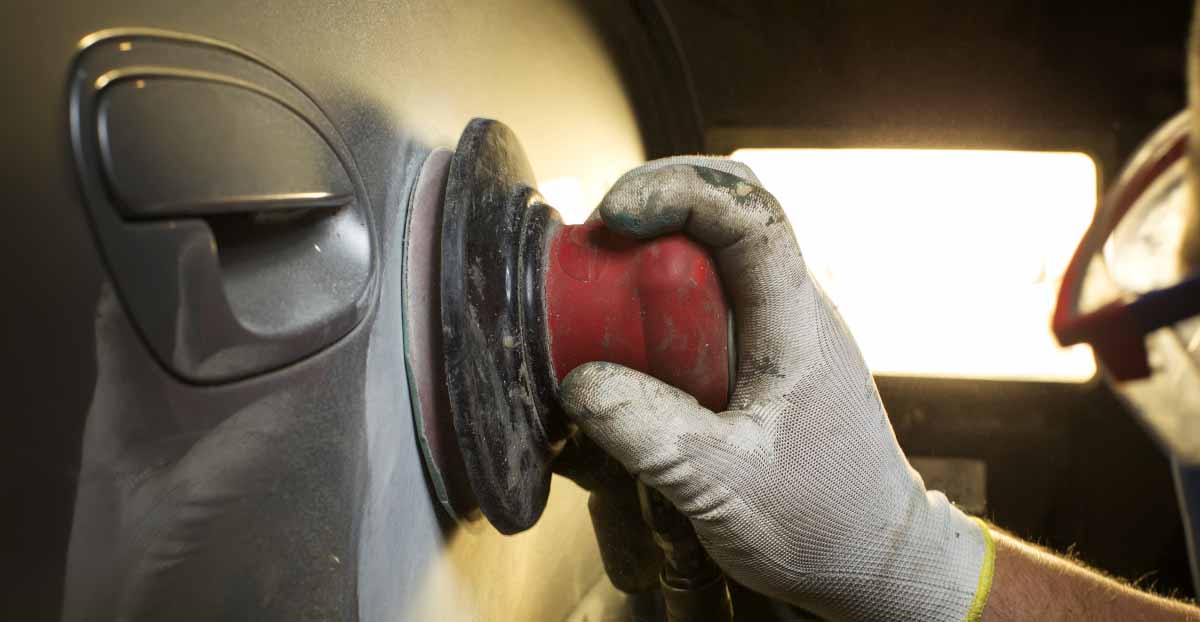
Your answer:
[964,517,996,622]
[824,495,994,622]
[886,496,994,622]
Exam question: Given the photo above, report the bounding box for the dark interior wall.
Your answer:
[657,0,1197,597]
[664,0,1191,173]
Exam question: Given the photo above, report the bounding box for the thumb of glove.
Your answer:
[560,362,718,487]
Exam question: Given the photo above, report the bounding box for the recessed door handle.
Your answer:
[71,31,376,383]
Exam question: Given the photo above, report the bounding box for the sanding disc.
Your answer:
[402,147,479,522]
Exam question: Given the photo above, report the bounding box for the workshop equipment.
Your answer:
[402,119,734,619]
[404,117,733,531]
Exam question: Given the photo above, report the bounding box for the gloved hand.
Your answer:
[561,157,995,622]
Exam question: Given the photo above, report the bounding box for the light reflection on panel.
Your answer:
[732,148,1098,381]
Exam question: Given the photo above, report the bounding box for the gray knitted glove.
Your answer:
[561,157,994,622]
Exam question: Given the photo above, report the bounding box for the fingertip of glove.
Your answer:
[598,165,695,238]
[562,360,618,388]
[560,362,626,419]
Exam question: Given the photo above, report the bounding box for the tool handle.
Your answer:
[545,221,733,411]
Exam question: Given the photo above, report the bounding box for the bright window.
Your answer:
[731,148,1098,381]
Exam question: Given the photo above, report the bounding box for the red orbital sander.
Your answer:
[403,118,733,534]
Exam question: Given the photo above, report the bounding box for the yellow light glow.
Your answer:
[539,176,587,223]
[731,148,1098,381]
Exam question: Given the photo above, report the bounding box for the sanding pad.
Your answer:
[402,147,479,522]
[440,119,565,534]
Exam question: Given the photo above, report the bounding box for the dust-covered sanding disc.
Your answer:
[402,147,479,522]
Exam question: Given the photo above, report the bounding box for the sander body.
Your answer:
[402,118,733,534]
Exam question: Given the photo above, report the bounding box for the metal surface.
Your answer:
[96,78,355,218]
[3,1,659,619]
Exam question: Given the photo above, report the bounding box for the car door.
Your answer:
[0,2,700,620]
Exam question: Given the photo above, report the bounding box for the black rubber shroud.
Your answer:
[440,118,566,534]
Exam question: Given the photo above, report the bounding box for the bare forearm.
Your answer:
[982,526,1200,621]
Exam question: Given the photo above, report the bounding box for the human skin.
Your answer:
[981,527,1200,622]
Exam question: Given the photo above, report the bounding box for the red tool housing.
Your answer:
[545,221,731,412]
